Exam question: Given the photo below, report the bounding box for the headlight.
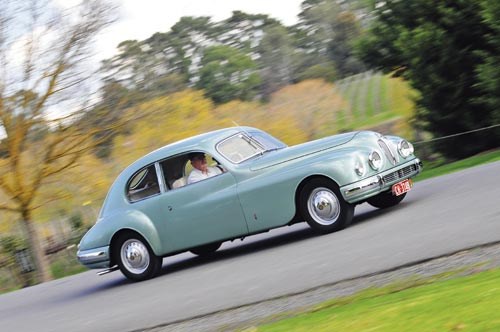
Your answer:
[398,140,414,158]
[355,160,366,176]
[369,151,383,170]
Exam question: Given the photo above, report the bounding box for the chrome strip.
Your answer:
[77,246,110,266]
[97,266,119,276]
[344,176,382,197]
[155,162,167,193]
[378,138,397,165]
[342,158,421,203]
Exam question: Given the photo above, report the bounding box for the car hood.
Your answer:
[249,131,360,171]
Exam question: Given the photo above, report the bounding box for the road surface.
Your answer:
[1,161,499,332]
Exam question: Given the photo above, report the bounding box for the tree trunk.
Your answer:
[21,209,53,283]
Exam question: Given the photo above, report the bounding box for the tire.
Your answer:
[114,232,162,281]
[299,178,354,234]
[190,242,222,256]
[367,191,406,209]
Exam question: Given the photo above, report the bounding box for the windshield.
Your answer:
[248,131,287,151]
[217,131,286,164]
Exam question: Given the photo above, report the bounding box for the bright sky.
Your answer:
[95,0,304,61]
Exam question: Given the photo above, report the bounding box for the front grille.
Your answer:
[383,164,418,184]
[378,139,397,165]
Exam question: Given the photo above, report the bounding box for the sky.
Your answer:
[95,0,304,61]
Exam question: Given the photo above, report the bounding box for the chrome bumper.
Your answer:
[77,246,110,269]
[342,158,422,203]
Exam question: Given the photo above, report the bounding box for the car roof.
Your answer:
[122,126,255,177]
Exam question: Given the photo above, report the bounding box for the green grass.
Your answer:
[252,268,500,332]
[416,149,500,182]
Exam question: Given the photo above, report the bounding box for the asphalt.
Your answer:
[0,161,499,332]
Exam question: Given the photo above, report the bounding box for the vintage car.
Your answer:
[77,127,422,281]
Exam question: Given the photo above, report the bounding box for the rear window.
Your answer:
[127,165,160,202]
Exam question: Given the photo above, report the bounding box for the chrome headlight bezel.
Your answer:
[368,150,383,170]
[355,160,366,176]
[398,140,414,158]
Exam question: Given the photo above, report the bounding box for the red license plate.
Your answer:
[392,179,413,196]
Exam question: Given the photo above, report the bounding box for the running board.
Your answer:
[97,266,119,276]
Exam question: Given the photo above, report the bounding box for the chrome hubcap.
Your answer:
[121,239,150,274]
[307,187,340,225]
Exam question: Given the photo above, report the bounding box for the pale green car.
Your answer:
[77,127,422,281]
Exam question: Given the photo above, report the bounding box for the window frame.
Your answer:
[216,133,264,164]
[126,162,163,203]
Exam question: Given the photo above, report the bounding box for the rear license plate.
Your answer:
[392,179,413,196]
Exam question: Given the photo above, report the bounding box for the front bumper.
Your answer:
[342,158,422,203]
[77,246,111,269]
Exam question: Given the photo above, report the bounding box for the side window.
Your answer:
[127,165,160,202]
[160,155,189,190]
[185,152,225,185]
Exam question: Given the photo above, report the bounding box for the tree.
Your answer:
[112,90,218,169]
[294,0,365,79]
[0,0,114,283]
[258,25,295,100]
[356,0,498,159]
[196,46,261,104]
[477,0,500,126]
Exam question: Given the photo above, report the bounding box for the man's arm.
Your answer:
[187,169,203,184]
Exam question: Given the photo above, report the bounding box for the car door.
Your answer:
[157,170,249,252]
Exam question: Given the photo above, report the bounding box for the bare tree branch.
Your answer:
[0,0,116,284]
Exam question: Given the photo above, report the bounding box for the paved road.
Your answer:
[1,161,499,332]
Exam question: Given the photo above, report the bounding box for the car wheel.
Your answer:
[300,178,354,234]
[190,242,222,256]
[114,232,162,281]
[367,191,406,209]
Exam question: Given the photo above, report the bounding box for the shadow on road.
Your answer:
[68,200,411,296]
[159,203,404,278]
[158,225,318,277]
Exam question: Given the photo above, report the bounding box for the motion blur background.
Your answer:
[0,0,499,290]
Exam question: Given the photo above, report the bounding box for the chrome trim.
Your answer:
[355,160,366,176]
[342,158,422,203]
[120,239,150,274]
[97,266,119,276]
[378,138,397,165]
[155,162,167,193]
[397,140,413,159]
[368,150,382,170]
[77,246,110,268]
[344,176,382,198]
[307,187,341,226]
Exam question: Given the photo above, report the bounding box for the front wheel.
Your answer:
[114,233,162,282]
[299,178,354,234]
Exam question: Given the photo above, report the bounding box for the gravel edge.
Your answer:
[139,241,500,332]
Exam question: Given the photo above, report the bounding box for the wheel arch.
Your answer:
[109,228,160,267]
[294,175,340,219]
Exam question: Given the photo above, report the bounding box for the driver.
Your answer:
[187,152,223,184]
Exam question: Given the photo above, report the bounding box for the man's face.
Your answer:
[191,155,207,172]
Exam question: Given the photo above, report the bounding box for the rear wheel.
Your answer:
[367,191,406,209]
[299,178,354,234]
[190,242,222,256]
[114,232,162,281]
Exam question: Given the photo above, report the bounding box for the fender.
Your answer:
[79,209,164,256]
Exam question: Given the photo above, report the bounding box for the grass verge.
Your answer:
[251,267,500,331]
[416,149,500,182]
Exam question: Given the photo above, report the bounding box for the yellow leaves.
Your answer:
[111,80,348,167]
[112,90,219,169]
[262,80,347,144]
